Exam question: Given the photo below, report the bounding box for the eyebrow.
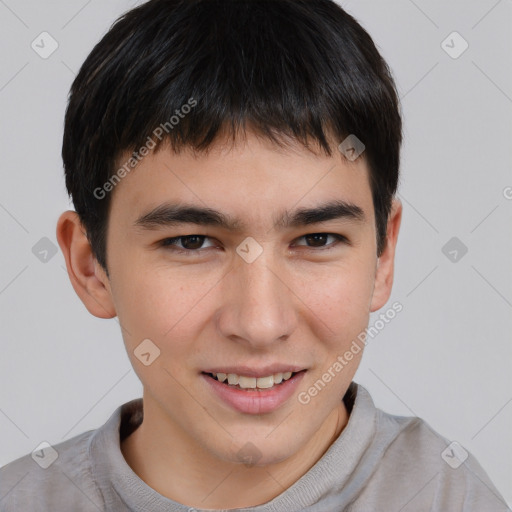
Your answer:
[133,199,366,232]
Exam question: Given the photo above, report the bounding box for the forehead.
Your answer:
[108,132,374,228]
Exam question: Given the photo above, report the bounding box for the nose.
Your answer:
[216,251,299,349]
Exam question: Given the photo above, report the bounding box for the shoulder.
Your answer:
[0,429,104,512]
[358,398,510,511]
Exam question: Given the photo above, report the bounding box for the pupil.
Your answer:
[182,235,204,250]
[305,234,327,247]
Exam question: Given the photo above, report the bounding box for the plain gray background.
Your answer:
[0,0,511,506]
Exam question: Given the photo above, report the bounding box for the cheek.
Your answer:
[114,262,202,323]
[114,270,209,390]
[112,247,375,354]
[302,263,375,340]
[112,265,222,366]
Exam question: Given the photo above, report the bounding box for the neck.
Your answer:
[121,397,348,509]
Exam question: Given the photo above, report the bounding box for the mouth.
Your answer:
[201,369,307,414]
[202,370,305,391]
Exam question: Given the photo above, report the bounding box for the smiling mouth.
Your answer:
[202,371,304,390]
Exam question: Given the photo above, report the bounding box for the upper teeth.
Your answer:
[213,372,293,389]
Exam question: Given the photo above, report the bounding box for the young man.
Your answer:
[0,0,508,510]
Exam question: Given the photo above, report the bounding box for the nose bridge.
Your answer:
[218,248,298,347]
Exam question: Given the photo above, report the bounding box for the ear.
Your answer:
[56,210,116,319]
[370,198,402,312]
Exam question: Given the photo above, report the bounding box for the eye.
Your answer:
[159,235,216,254]
[293,233,348,250]
[158,232,348,255]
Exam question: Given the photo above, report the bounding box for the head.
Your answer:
[57,0,402,467]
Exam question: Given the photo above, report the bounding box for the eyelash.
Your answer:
[158,233,349,256]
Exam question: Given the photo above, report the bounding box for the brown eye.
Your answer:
[160,235,215,252]
[304,234,330,247]
[295,233,347,249]
[179,235,206,250]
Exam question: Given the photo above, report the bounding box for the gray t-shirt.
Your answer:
[0,382,509,511]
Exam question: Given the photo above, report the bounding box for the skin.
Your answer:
[56,129,402,509]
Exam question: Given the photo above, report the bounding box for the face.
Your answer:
[67,130,399,468]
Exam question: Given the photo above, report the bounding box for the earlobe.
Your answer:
[56,210,116,319]
[369,198,402,313]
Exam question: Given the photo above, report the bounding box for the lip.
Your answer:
[201,370,306,415]
[201,364,306,378]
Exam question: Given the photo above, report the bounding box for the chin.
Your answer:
[217,435,300,468]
